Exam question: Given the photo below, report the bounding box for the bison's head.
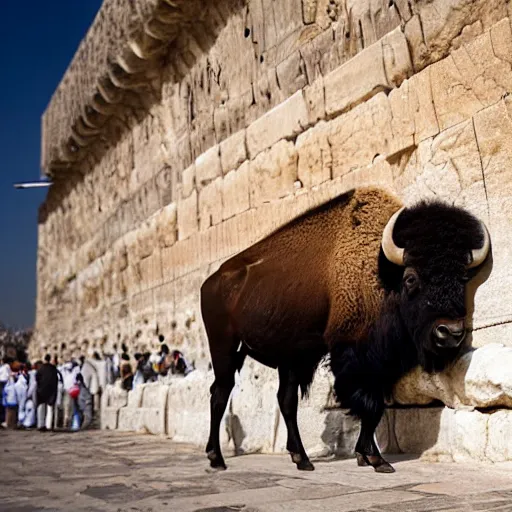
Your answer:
[380,201,490,371]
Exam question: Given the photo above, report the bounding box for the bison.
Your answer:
[201,187,490,473]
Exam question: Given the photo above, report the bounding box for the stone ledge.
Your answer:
[102,345,512,463]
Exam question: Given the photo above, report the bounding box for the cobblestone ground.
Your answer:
[1,429,512,512]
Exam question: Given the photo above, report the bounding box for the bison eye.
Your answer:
[403,269,419,294]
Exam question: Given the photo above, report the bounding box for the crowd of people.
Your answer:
[0,339,195,432]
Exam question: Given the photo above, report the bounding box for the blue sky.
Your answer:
[0,1,102,328]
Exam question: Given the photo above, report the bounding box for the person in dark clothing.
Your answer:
[35,354,58,431]
[171,350,194,376]
[120,353,133,391]
[74,373,93,430]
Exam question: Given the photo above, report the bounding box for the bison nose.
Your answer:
[433,319,466,348]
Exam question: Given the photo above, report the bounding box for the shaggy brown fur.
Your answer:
[202,188,401,470]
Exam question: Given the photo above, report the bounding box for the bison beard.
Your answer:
[201,187,490,474]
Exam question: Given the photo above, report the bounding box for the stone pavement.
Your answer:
[1,429,512,512]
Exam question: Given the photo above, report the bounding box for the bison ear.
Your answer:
[382,208,405,266]
[468,220,490,269]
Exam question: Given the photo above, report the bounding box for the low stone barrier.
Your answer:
[101,343,512,463]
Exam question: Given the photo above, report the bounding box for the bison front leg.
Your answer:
[277,366,314,471]
[353,391,395,473]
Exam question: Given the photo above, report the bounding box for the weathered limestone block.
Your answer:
[303,75,325,125]
[136,382,169,435]
[222,161,250,220]
[393,344,512,409]
[472,99,512,332]
[379,407,512,464]
[388,82,415,155]
[324,38,388,117]
[410,0,509,72]
[172,269,209,362]
[382,27,413,88]
[430,56,483,132]
[328,92,392,178]
[101,408,119,430]
[142,382,169,409]
[155,203,177,249]
[177,189,198,241]
[195,145,221,188]
[407,67,440,144]
[104,383,129,409]
[220,130,247,174]
[486,410,512,462]
[296,122,332,188]
[153,282,175,338]
[167,371,229,446]
[276,51,308,98]
[228,361,280,454]
[76,258,105,314]
[198,178,223,231]
[129,289,157,349]
[250,140,298,207]
[117,407,145,432]
[394,120,487,221]
[246,91,308,159]
[181,165,196,198]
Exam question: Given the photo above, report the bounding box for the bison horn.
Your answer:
[468,221,490,269]
[382,208,405,266]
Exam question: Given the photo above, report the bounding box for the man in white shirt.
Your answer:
[92,352,107,412]
[61,360,80,428]
[0,358,12,425]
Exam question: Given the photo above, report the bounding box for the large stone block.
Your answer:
[222,161,250,220]
[296,122,332,189]
[142,382,169,409]
[181,165,196,198]
[324,38,388,117]
[394,119,487,219]
[166,371,229,447]
[101,407,119,430]
[220,129,247,173]
[393,344,512,409]
[198,178,223,231]
[229,361,280,454]
[154,203,177,249]
[177,189,198,241]
[117,407,144,432]
[379,407,512,464]
[246,91,308,158]
[381,27,413,88]
[486,410,512,462]
[250,140,298,207]
[328,92,392,178]
[195,145,221,188]
[472,99,512,331]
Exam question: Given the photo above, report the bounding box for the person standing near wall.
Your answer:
[61,360,79,428]
[92,352,107,412]
[0,357,12,425]
[35,354,58,432]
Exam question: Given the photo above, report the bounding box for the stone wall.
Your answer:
[34,0,512,363]
[35,0,512,461]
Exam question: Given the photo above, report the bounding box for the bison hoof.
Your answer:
[207,450,227,470]
[374,462,395,474]
[297,460,315,471]
[356,453,369,467]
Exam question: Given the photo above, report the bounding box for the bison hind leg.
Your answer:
[277,365,314,471]
[331,347,395,473]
